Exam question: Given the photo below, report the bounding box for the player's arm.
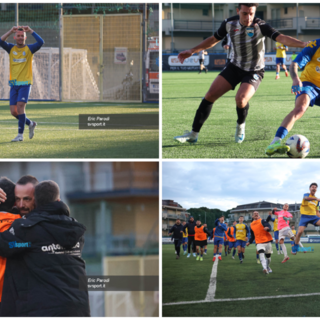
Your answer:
[245,225,250,241]
[221,223,228,231]
[203,227,211,237]
[272,208,279,215]
[261,219,272,231]
[0,27,16,54]
[275,34,308,49]
[24,26,45,54]
[247,228,255,245]
[266,212,274,223]
[289,61,302,95]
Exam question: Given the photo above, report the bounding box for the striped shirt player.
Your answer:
[248,211,273,274]
[174,3,307,146]
[266,39,320,156]
[275,41,289,79]
[198,50,208,74]
[0,26,44,142]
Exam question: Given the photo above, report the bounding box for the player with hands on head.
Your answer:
[0,25,44,142]
[266,39,320,156]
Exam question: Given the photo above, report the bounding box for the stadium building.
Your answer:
[162,200,190,236]
[230,201,320,235]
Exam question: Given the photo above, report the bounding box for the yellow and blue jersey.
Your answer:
[275,42,287,58]
[0,32,44,86]
[294,39,320,88]
[300,193,319,216]
[182,228,188,238]
[233,223,250,241]
[269,217,279,231]
[292,229,297,236]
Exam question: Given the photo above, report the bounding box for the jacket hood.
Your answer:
[24,201,86,249]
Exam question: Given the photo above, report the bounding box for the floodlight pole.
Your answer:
[170,3,174,52]
[296,3,299,41]
[142,4,147,102]
[59,3,63,101]
[15,3,18,26]
[212,4,214,35]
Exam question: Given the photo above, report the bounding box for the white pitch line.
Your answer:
[163,292,320,306]
[205,258,219,301]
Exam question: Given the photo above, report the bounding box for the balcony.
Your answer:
[305,17,320,28]
[163,19,222,33]
[267,18,293,29]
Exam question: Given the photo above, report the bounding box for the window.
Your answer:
[284,7,288,14]
[203,9,208,16]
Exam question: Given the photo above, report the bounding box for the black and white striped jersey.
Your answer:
[214,15,280,72]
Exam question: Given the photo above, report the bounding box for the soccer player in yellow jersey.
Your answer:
[292,182,320,254]
[267,211,282,254]
[290,225,297,249]
[182,221,188,255]
[0,26,44,142]
[274,41,288,80]
[266,39,320,155]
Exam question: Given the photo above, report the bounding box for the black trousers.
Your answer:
[174,239,182,256]
[188,236,196,253]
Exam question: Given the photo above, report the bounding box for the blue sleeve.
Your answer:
[221,223,228,231]
[0,40,14,54]
[27,31,44,54]
[303,193,310,199]
[294,40,320,69]
[245,225,250,238]
[270,217,275,222]
[215,219,219,227]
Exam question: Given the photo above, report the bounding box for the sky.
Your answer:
[162,161,320,211]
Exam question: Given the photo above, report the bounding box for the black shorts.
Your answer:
[219,62,264,91]
[199,59,204,66]
[195,240,207,247]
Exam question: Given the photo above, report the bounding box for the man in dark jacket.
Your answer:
[183,216,197,258]
[169,218,184,259]
[0,180,90,317]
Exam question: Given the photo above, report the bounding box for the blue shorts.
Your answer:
[183,237,188,243]
[236,240,246,248]
[224,241,229,246]
[290,241,295,245]
[276,57,285,65]
[10,85,31,105]
[214,237,224,246]
[274,230,279,240]
[228,241,236,249]
[296,81,320,107]
[299,214,320,227]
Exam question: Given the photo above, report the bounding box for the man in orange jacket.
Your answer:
[0,177,21,306]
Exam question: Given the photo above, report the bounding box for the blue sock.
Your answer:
[276,72,279,75]
[201,254,203,257]
[219,252,221,256]
[204,249,207,253]
[18,114,26,134]
[276,243,279,250]
[233,249,236,257]
[275,126,288,140]
[25,117,31,126]
[256,254,259,259]
[239,252,242,260]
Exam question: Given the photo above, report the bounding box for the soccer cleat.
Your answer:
[275,75,280,80]
[282,256,290,263]
[235,122,245,143]
[265,141,290,157]
[242,254,245,259]
[200,257,203,261]
[291,244,299,255]
[277,251,280,255]
[187,253,191,258]
[183,251,187,255]
[29,121,37,139]
[204,252,207,255]
[285,70,289,77]
[176,255,180,259]
[257,259,260,264]
[267,267,273,273]
[196,255,200,261]
[212,257,216,262]
[232,256,235,259]
[240,260,243,264]
[263,269,269,274]
[175,251,177,254]
[174,130,198,144]
[218,256,222,261]
[193,253,196,257]
[280,251,283,254]
[11,134,23,142]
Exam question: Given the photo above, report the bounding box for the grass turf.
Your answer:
[162,243,320,316]
[0,101,158,158]
[162,70,319,159]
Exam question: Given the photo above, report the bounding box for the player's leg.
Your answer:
[200,245,204,261]
[279,237,289,262]
[213,244,217,261]
[237,243,243,262]
[199,62,202,74]
[196,244,200,260]
[241,245,245,258]
[173,68,234,143]
[234,70,263,143]
[204,245,207,255]
[256,250,260,264]
[282,64,289,77]
[218,242,222,260]
[191,237,196,256]
[187,236,192,257]
[257,246,268,273]
[275,63,280,79]
[265,93,310,156]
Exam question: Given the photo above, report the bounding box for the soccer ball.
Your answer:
[285,134,310,158]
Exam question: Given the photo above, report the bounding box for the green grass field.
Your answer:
[0,101,158,158]
[162,71,319,158]
[163,243,320,316]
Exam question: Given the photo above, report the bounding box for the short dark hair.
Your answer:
[238,3,259,9]
[0,177,16,212]
[35,180,60,207]
[239,215,244,218]
[219,215,224,218]
[16,175,39,186]
[310,183,318,188]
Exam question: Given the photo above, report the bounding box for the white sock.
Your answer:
[191,131,199,138]
[259,253,267,270]
[281,243,287,257]
[299,241,303,247]
[271,137,281,145]
[266,257,271,269]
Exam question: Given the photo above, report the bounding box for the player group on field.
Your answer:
[168,182,320,275]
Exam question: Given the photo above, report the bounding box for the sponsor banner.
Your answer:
[264,54,294,70]
[163,54,227,71]
[114,47,128,64]
[308,238,320,243]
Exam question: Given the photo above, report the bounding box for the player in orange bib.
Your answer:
[247,211,273,275]
[0,177,22,306]
[194,220,211,261]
